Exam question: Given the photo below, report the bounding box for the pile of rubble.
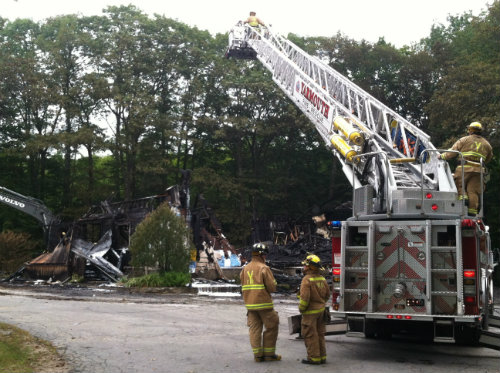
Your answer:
[237,234,333,293]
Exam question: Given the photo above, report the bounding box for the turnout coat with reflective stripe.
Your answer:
[240,256,277,310]
[298,269,330,314]
[441,134,493,173]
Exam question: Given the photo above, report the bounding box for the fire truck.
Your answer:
[226,22,499,348]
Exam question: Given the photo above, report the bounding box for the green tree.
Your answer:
[424,2,500,146]
[37,15,88,210]
[423,1,500,248]
[0,230,39,273]
[0,18,61,202]
[129,202,192,273]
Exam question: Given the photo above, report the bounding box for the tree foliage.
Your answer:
[0,2,498,252]
[129,202,192,273]
[0,231,39,273]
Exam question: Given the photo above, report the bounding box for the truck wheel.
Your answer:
[364,320,376,338]
[455,323,480,346]
[376,329,392,340]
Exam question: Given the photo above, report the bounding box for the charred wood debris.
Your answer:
[3,170,352,294]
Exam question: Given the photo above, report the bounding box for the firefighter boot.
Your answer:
[302,358,321,365]
[263,354,281,361]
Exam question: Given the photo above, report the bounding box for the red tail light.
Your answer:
[431,204,438,211]
[464,296,476,304]
[463,270,475,278]
[386,314,412,320]
[425,193,433,199]
[462,219,474,227]
[333,268,341,276]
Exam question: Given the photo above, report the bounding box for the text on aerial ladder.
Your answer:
[294,78,332,123]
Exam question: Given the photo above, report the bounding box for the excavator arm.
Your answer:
[0,186,57,232]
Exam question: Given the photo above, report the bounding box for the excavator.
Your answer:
[226,21,499,349]
[0,186,59,248]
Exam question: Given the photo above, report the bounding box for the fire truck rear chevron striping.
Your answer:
[227,22,499,348]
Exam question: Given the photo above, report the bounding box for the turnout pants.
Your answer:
[301,312,326,363]
[454,170,483,215]
[247,309,279,358]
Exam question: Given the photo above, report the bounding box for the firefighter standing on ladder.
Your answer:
[244,11,265,27]
[240,243,281,362]
[298,254,330,365]
[243,11,265,40]
[439,122,493,216]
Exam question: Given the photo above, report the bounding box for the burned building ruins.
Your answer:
[4,172,193,282]
[3,170,351,287]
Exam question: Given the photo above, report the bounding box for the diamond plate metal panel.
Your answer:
[372,223,429,314]
[431,273,457,292]
[345,270,368,290]
[432,295,457,315]
[431,252,457,270]
[375,280,426,313]
[374,225,427,280]
[344,292,368,312]
[346,250,368,268]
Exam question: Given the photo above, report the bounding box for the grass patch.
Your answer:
[123,271,191,288]
[0,322,68,373]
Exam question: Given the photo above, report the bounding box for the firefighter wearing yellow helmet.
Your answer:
[240,243,281,362]
[298,254,330,365]
[439,121,493,216]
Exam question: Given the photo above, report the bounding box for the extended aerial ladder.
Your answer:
[227,23,463,219]
[227,23,499,349]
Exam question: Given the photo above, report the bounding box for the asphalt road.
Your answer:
[0,284,499,373]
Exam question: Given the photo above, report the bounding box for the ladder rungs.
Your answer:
[430,268,457,272]
[345,246,368,251]
[431,291,457,296]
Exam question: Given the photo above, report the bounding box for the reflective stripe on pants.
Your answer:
[247,309,279,357]
[301,312,326,362]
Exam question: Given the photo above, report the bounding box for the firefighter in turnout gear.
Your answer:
[298,254,330,365]
[244,11,265,27]
[240,243,281,362]
[243,11,265,40]
[440,122,493,216]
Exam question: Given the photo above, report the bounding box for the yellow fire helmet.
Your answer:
[468,122,483,132]
[302,254,322,267]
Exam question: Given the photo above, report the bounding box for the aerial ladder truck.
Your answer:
[226,22,499,348]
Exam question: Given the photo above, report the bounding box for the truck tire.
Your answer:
[455,323,480,346]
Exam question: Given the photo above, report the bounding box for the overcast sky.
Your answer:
[2,0,492,47]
